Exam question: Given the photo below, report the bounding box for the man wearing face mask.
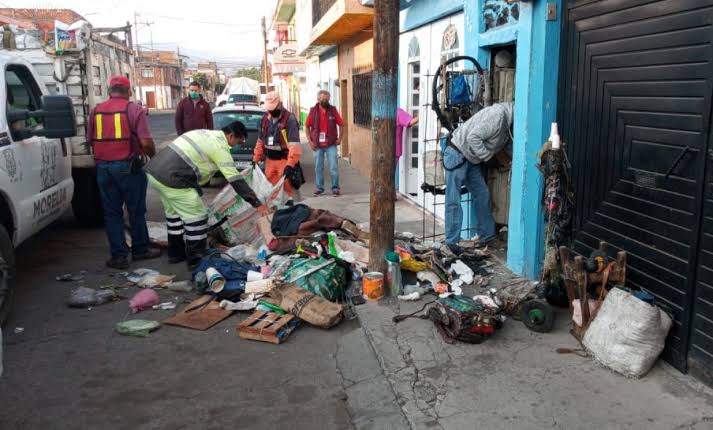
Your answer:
[175,80,214,136]
[305,90,345,196]
[253,91,302,196]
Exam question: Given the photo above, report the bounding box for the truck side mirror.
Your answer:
[7,95,76,140]
[40,96,76,138]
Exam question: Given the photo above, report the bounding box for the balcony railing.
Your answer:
[312,0,337,27]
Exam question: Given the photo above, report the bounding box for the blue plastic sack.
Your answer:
[449,74,472,105]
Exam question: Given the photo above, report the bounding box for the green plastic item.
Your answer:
[258,301,286,314]
[284,257,347,302]
[327,231,339,257]
[385,251,401,263]
[115,320,161,337]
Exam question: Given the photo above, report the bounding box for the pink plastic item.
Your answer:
[129,289,160,313]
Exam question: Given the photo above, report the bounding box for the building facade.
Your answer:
[135,50,184,110]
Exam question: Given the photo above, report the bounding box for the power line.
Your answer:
[140,12,259,27]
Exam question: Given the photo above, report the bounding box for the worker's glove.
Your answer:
[283,165,295,178]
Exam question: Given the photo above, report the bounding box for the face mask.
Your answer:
[189,91,199,100]
[270,108,281,117]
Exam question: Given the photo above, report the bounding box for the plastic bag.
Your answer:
[209,166,287,247]
[583,288,673,378]
[284,258,347,302]
[115,320,161,337]
[423,150,446,187]
[129,289,160,313]
[67,287,117,308]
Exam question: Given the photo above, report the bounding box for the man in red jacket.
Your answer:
[305,90,344,196]
[175,81,213,135]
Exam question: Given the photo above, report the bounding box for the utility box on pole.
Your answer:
[368,0,399,277]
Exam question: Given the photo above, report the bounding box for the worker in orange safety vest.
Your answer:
[253,91,302,196]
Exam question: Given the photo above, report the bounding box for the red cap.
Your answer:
[109,75,131,88]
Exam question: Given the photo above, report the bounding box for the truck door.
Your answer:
[4,64,72,243]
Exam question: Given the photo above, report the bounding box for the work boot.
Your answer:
[185,238,207,271]
[167,234,186,264]
[106,255,130,270]
[133,248,162,261]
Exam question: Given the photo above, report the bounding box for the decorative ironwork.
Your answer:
[312,0,338,27]
[352,65,373,128]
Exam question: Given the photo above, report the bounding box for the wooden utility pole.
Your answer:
[261,16,270,89]
[368,0,399,276]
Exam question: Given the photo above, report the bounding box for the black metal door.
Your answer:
[558,0,713,372]
[690,149,713,379]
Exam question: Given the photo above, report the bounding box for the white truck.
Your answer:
[0,23,135,323]
[216,77,260,107]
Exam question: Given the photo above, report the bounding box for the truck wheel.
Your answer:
[0,225,16,326]
[72,168,104,227]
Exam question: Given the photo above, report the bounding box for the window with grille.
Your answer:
[352,66,372,128]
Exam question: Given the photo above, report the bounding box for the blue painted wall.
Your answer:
[463,0,563,278]
[401,0,464,32]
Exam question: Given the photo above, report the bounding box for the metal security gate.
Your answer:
[558,0,713,374]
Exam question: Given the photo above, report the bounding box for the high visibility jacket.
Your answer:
[168,129,241,186]
[92,97,133,161]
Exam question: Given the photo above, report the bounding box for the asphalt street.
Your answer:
[0,112,407,430]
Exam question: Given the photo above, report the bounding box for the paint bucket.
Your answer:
[206,267,225,293]
[362,272,385,301]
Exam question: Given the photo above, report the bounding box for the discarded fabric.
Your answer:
[115,320,161,337]
[398,292,421,301]
[56,272,86,282]
[450,259,474,285]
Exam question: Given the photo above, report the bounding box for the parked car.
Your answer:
[212,104,265,169]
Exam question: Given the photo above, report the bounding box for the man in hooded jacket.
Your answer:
[444,101,514,252]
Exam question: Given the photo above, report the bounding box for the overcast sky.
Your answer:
[9,0,274,67]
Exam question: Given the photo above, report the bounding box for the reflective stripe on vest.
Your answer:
[92,97,133,161]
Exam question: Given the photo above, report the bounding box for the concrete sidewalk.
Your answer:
[307,152,713,430]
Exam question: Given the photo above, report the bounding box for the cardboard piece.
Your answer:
[270,283,344,328]
[163,295,234,331]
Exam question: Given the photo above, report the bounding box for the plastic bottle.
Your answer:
[385,251,402,296]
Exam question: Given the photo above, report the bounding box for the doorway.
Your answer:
[405,60,421,196]
[340,79,349,158]
[145,91,156,109]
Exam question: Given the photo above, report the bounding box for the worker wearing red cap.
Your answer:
[86,75,161,270]
[253,91,302,196]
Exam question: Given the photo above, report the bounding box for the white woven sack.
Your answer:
[583,288,672,378]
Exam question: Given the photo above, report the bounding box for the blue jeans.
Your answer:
[96,160,150,257]
[314,145,340,192]
[444,146,496,245]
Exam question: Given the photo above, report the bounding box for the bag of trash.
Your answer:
[67,287,117,308]
[192,253,259,299]
[583,288,672,378]
[209,166,287,247]
[284,257,347,302]
[270,283,344,328]
[115,320,161,337]
[129,289,160,313]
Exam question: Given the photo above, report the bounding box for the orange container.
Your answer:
[362,272,385,301]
